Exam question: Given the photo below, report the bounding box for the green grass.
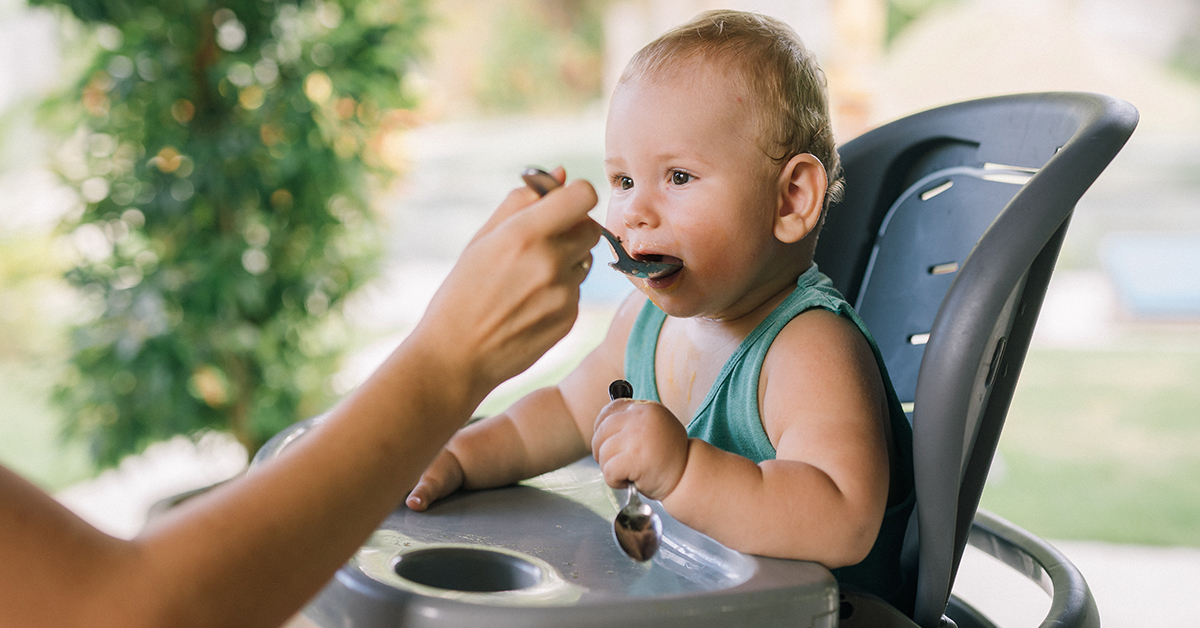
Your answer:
[981,346,1200,547]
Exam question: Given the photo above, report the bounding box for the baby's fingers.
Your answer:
[405,476,444,512]
[591,402,628,461]
[405,451,464,511]
[595,440,636,490]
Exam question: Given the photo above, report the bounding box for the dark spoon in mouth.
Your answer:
[521,167,684,280]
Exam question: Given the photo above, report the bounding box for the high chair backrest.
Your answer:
[813,93,1137,627]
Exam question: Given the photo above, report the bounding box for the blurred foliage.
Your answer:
[1171,17,1200,83]
[886,0,957,44]
[0,234,73,360]
[33,0,429,466]
[475,0,605,113]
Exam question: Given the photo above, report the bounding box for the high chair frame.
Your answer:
[817,91,1138,627]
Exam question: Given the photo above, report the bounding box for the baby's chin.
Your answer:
[639,285,716,320]
[632,266,684,298]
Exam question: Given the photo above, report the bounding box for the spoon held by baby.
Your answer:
[520,167,682,280]
[606,379,663,562]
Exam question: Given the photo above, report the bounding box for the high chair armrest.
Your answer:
[839,509,1099,628]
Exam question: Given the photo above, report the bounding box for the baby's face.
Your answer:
[604,64,791,321]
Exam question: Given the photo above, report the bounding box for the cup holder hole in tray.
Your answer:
[394,547,544,593]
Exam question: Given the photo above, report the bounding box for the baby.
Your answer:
[407,10,914,608]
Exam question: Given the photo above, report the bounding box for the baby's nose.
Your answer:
[621,191,660,229]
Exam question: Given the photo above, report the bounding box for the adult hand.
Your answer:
[591,399,690,501]
[410,168,600,401]
[0,167,601,628]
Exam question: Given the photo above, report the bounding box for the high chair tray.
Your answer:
[255,417,838,628]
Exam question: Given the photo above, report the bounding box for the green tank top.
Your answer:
[624,264,915,608]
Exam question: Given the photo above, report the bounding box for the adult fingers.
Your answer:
[468,185,542,246]
[509,179,599,242]
[410,177,597,393]
[469,166,580,245]
[568,251,594,283]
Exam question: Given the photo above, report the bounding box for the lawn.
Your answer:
[981,344,1200,547]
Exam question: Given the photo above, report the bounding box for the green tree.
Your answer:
[35,0,428,466]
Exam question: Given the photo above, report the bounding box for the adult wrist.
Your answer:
[389,331,489,419]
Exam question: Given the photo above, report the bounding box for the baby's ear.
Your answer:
[773,153,827,244]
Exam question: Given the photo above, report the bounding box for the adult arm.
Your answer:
[0,176,599,628]
[406,290,647,510]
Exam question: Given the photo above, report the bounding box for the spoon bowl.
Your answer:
[606,379,664,562]
[613,484,663,562]
[521,168,683,280]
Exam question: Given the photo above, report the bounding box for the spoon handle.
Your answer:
[609,379,634,401]
[609,379,640,498]
[606,378,662,562]
[521,167,560,197]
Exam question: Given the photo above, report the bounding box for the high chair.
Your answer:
[820,91,1138,627]
[254,92,1137,628]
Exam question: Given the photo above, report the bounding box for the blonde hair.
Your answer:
[617,10,845,208]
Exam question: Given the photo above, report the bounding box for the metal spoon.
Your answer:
[606,379,663,562]
[520,167,683,280]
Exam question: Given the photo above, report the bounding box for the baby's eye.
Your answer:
[670,171,692,186]
[617,175,633,190]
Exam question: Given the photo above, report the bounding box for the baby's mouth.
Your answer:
[632,251,684,282]
[632,252,683,267]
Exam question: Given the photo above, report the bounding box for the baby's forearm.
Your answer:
[450,386,592,490]
[661,440,884,568]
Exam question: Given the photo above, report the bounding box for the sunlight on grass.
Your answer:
[982,345,1200,547]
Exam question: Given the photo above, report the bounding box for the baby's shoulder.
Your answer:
[763,306,874,377]
[758,307,887,441]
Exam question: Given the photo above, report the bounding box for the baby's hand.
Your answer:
[591,399,689,501]
[405,448,465,511]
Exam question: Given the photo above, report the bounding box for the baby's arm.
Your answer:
[593,308,891,568]
[407,292,647,510]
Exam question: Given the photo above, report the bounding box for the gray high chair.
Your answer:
[820,91,1138,627]
[252,92,1137,628]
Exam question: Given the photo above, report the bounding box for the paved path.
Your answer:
[955,538,1200,627]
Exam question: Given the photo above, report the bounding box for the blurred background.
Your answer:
[1,0,1198,625]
